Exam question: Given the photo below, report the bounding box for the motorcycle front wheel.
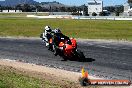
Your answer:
[75,49,85,62]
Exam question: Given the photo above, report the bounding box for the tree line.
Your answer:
[0,4,87,13]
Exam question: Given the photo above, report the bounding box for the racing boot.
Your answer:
[46,42,49,47]
[48,43,53,51]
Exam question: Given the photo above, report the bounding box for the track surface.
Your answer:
[0,38,132,80]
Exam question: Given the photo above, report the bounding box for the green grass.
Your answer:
[0,66,61,88]
[0,17,132,40]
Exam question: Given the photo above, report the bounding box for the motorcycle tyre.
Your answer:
[75,50,85,62]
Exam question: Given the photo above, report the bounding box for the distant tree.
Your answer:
[115,5,124,13]
[67,7,72,12]
[36,5,42,12]
[60,7,66,12]
[115,11,120,16]
[40,7,49,12]
[128,0,132,3]
[78,7,82,12]
[8,6,14,10]
[82,4,88,16]
[0,5,2,12]
[54,7,59,12]
[99,12,106,16]
[115,5,124,16]
[92,12,97,16]
[22,4,31,12]
[71,6,77,12]
[16,4,22,10]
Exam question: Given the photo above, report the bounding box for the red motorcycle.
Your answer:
[52,38,86,61]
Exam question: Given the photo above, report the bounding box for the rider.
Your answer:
[42,26,52,46]
[53,28,70,46]
[52,28,70,55]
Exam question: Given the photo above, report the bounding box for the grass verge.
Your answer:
[0,65,62,88]
[0,17,132,40]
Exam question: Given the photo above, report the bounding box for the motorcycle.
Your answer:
[40,33,86,61]
[53,38,86,61]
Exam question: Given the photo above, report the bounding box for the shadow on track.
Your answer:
[84,58,95,62]
[61,57,95,62]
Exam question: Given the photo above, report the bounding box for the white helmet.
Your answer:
[45,26,51,31]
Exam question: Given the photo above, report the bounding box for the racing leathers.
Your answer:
[42,26,52,46]
[52,32,70,55]
[53,33,70,47]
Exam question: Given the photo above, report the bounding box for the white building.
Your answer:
[124,3,132,16]
[87,0,103,15]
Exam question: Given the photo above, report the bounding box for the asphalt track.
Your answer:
[0,38,132,81]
